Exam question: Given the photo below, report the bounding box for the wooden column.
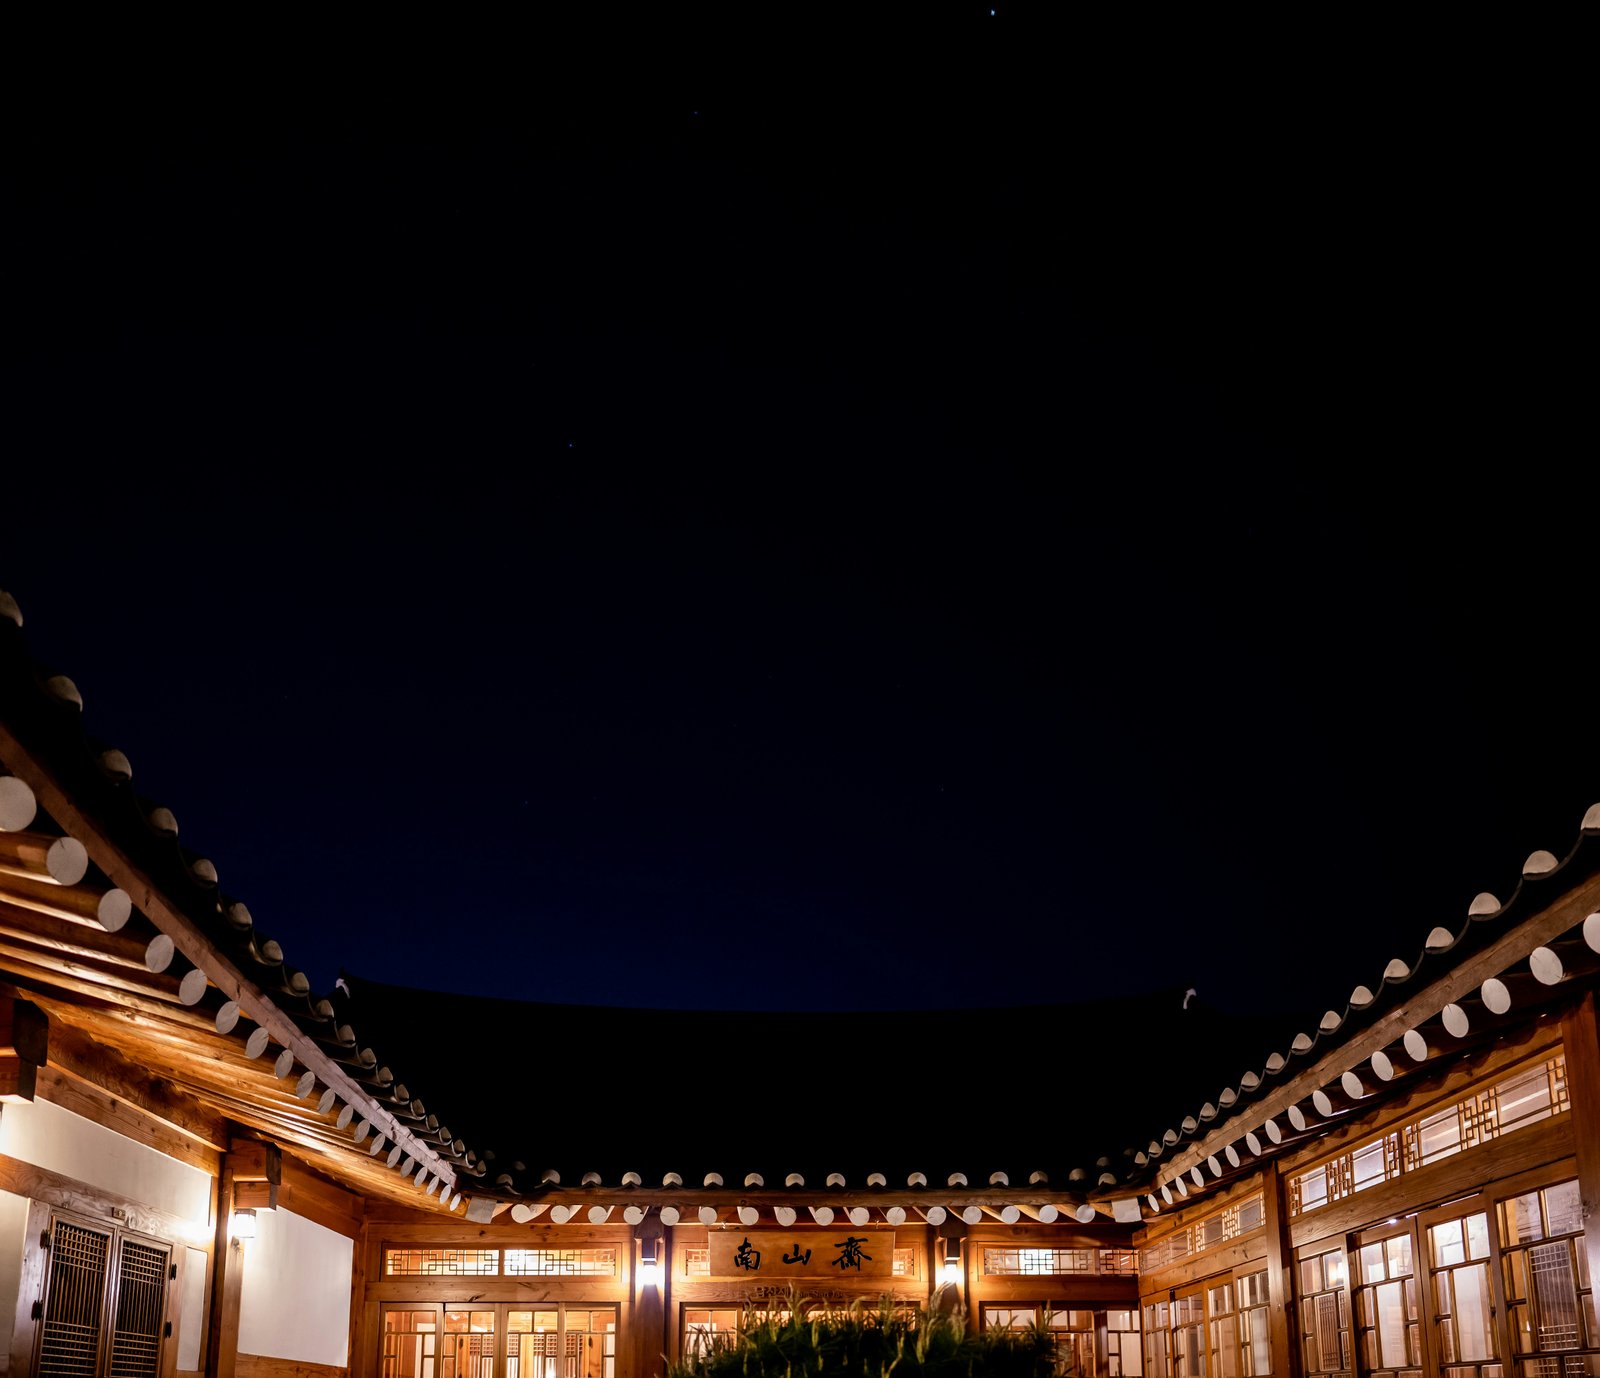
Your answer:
[630,1218,667,1378]
[1560,991,1600,1304]
[206,1153,244,1378]
[1258,1161,1296,1378]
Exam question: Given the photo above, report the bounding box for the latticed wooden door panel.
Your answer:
[37,1218,111,1378]
[35,1214,171,1378]
[107,1238,170,1378]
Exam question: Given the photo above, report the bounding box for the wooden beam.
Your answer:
[233,1179,280,1211]
[228,1139,282,1184]
[0,1054,37,1102]
[0,1150,211,1245]
[0,720,456,1191]
[234,1356,349,1378]
[42,1017,228,1144]
[1161,868,1600,1180]
[276,1155,364,1239]
[0,993,48,1062]
[34,1064,221,1175]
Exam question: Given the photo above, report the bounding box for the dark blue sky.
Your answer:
[5,21,1594,1017]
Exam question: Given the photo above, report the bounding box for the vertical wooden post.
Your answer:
[205,1155,242,1378]
[348,1218,370,1378]
[630,1220,667,1378]
[1259,1161,1295,1378]
[1560,991,1600,1302]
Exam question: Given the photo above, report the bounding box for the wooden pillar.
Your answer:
[1560,991,1600,1305]
[629,1217,668,1378]
[1258,1161,1296,1378]
[205,1152,244,1378]
[348,1219,370,1378]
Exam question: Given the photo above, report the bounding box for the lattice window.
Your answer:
[1140,1227,1193,1273]
[385,1247,500,1276]
[1293,1052,1572,1217]
[892,1247,914,1277]
[682,1246,710,1276]
[1498,1178,1597,1370]
[1099,1248,1138,1275]
[983,1247,1095,1275]
[504,1248,617,1277]
[1143,1195,1263,1276]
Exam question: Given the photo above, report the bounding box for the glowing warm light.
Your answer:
[939,1260,962,1286]
[638,1260,664,1288]
[231,1208,257,1242]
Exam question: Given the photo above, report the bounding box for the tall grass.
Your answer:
[665,1287,1063,1378]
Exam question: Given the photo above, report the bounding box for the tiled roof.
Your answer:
[3,584,1597,1227]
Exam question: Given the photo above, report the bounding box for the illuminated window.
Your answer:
[1100,1248,1139,1275]
[503,1248,617,1277]
[1140,1195,1263,1273]
[984,1247,1095,1275]
[1106,1308,1142,1376]
[1428,1210,1496,1370]
[385,1247,499,1276]
[984,1306,1094,1377]
[1288,1052,1570,1218]
[1235,1272,1271,1376]
[1297,1245,1350,1378]
[1498,1179,1597,1368]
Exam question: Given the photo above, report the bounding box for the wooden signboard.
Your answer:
[707,1229,894,1279]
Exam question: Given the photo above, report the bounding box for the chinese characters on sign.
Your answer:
[707,1231,895,1279]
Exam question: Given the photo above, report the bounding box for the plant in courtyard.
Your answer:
[664,1287,1065,1378]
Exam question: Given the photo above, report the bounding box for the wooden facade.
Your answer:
[3,587,1600,1377]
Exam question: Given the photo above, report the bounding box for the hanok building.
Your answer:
[0,585,1597,1378]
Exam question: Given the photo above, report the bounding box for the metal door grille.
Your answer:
[38,1220,110,1378]
[108,1239,168,1378]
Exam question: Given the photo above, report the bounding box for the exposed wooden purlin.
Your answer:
[0,896,157,969]
[0,954,212,1033]
[0,933,191,1009]
[1160,868,1600,1183]
[192,1090,460,1210]
[0,719,457,1191]
[0,869,125,927]
[0,827,88,885]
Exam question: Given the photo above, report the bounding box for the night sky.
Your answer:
[4,23,1594,1023]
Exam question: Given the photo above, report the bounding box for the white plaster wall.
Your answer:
[0,1098,210,1228]
[177,1244,207,1372]
[0,1188,30,1373]
[237,1207,352,1366]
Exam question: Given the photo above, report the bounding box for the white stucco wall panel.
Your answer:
[0,1188,30,1372]
[0,1098,210,1227]
[237,1207,352,1365]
